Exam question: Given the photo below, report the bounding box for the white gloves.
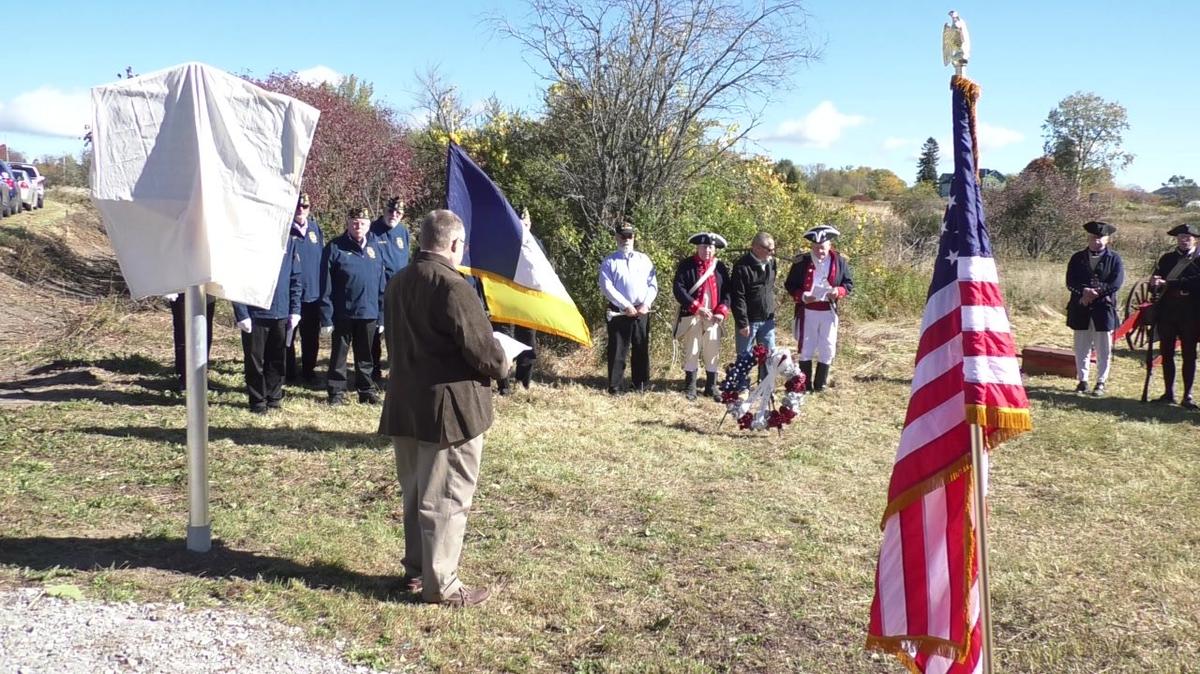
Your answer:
[237,318,253,333]
[289,314,301,329]
[163,293,179,302]
[320,326,333,337]
[377,324,385,334]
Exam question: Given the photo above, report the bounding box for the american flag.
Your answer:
[866,77,1031,673]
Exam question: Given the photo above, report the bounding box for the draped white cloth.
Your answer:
[90,62,320,307]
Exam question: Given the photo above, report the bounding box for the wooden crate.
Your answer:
[1021,346,1078,378]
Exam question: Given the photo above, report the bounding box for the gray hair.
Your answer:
[752,231,774,247]
[419,209,465,252]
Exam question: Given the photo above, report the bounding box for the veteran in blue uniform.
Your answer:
[320,207,387,405]
[369,196,411,382]
[1064,220,1124,397]
[286,193,326,385]
[232,236,303,413]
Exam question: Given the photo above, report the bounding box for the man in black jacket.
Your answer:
[1064,221,1124,397]
[729,231,777,379]
[1149,223,1200,408]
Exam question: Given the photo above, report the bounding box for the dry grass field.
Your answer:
[1,193,1197,673]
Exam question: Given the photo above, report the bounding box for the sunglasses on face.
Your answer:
[619,234,634,240]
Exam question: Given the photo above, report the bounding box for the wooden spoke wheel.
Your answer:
[1123,280,1154,350]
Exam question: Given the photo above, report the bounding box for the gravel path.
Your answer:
[0,588,394,674]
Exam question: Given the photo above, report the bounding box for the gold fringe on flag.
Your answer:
[951,75,981,181]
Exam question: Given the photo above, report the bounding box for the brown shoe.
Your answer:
[399,574,422,595]
[431,586,491,608]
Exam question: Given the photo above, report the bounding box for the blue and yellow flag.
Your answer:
[446,142,592,346]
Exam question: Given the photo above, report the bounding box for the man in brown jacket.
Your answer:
[378,209,510,608]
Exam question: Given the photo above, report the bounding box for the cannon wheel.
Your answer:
[1123,280,1153,350]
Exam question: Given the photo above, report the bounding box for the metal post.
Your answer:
[970,423,993,673]
[184,284,211,552]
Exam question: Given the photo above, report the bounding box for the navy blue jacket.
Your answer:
[290,217,325,304]
[1065,247,1124,331]
[233,237,303,322]
[320,232,386,324]
[369,217,411,284]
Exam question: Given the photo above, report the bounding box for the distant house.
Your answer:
[937,169,1006,197]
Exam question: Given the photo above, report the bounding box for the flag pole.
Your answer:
[185,284,211,553]
[970,422,994,674]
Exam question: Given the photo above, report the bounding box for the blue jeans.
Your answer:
[735,317,776,356]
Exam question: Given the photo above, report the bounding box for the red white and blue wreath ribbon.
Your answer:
[719,345,807,430]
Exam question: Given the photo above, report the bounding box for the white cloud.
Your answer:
[882,137,912,151]
[0,87,90,139]
[977,122,1023,151]
[296,65,344,86]
[763,101,866,148]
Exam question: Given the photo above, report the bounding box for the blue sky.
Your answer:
[9,0,1196,190]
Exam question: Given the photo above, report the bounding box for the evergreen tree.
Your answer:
[916,137,939,185]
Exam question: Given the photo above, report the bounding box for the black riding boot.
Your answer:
[703,371,717,399]
[813,362,830,392]
[799,360,814,392]
[684,370,697,401]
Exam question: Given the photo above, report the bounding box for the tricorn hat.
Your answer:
[348,206,371,220]
[1083,221,1116,236]
[1167,223,1200,237]
[803,224,841,244]
[688,232,728,249]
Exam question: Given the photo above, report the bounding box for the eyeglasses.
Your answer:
[297,204,310,209]
[755,244,775,254]
[618,233,634,240]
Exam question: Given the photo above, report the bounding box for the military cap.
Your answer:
[1083,221,1116,236]
[803,224,841,244]
[688,232,728,248]
[615,223,635,237]
[386,196,404,212]
[348,206,371,220]
[297,192,311,208]
[1167,223,1200,237]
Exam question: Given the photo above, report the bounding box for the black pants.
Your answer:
[328,318,377,396]
[606,314,649,393]
[1158,314,1200,399]
[286,301,322,381]
[241,318,287,410]
[494,323,537,389]
[170,296,215,390]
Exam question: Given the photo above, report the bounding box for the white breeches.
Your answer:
[677,315,722,373]
[797,309,838,365]
[1073,323,1112,383]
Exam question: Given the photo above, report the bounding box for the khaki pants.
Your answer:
[676,315,722,373]
[393,434,484,601]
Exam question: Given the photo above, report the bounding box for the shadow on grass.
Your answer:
[0,535,412,603]
[11,354,240,400]
[29,354,173,378]
[0,388,183,407]
[76,424,390,452]
[1025,384,1200,424]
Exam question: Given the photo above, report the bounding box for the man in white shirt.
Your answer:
[598,223,658,394]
